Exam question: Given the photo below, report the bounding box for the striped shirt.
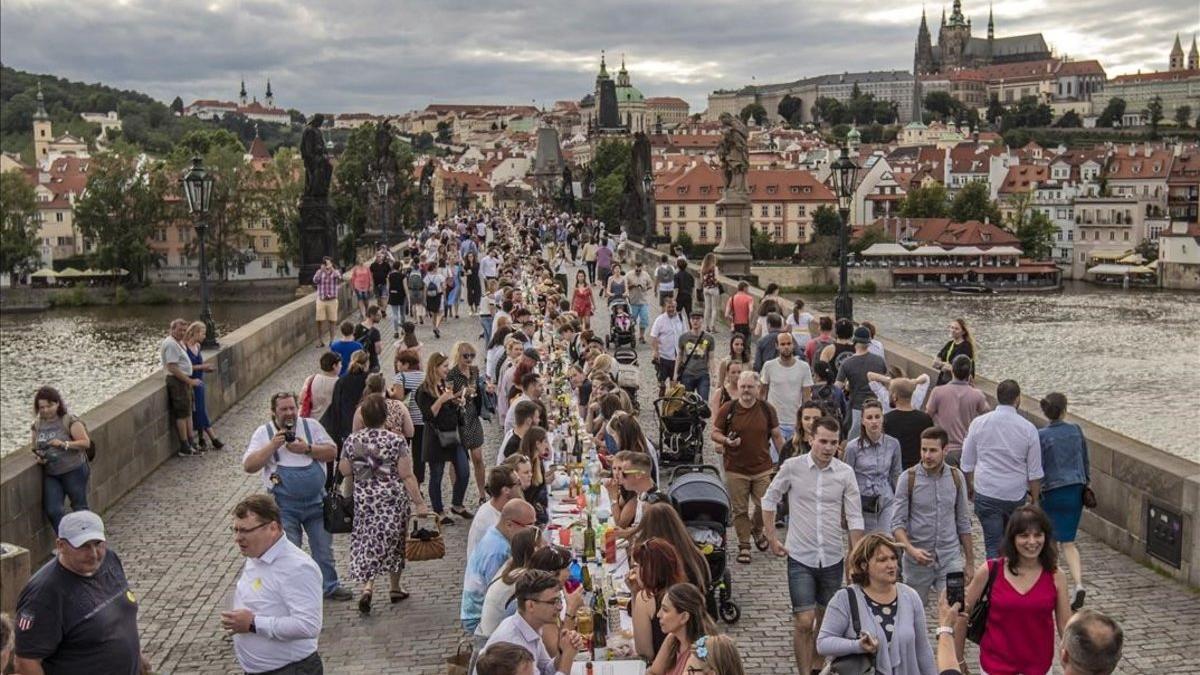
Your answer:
[395,371,425,426]
[312,266,341,300]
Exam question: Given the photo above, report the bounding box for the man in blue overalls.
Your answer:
[242,392,353,600]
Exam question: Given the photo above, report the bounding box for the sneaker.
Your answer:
[177,444,197,457]
[211,438,225,450]
[325,587,354,601]
[437,512,454,525]
[433,328,441,339]
[1071,585,1086,611]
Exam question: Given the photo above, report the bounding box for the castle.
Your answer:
[914,0,1051,75]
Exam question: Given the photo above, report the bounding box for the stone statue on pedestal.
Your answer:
[297,114,335,286]
[717,112,749,199]
[714,113,752,276]
[301,114,332,201]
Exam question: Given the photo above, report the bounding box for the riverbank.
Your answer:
[0,279,302,312]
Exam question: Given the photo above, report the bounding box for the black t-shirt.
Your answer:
[884,409,935,470]
[15,551,141,675]
[370,260,391,286]
[502,431,523,460]
[354,323,382,371]
[387,270,406,306]
[674,268,694,295]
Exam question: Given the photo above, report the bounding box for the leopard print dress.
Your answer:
[344,427,411,581]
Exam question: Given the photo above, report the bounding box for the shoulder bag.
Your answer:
[321,420,354,534]
[966,558,1001,644]
[821,586,876,675]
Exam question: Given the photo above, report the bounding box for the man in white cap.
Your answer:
[14,510,147,674]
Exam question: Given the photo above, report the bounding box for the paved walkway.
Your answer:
[103,267,1198,674]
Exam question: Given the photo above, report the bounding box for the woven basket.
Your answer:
[406,514,446,562]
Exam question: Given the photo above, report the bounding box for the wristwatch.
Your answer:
[936,626,954,637]
[249,619,257,634]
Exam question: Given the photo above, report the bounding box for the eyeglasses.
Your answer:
[530,595,564,608]
[510,518,537,528]
[461,353,476,360]
[230,521,271,535]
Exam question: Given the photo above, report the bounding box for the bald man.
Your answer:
[461,499,536,633]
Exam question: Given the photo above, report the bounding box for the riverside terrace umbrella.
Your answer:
[56,267,85,278]
[860,243,913,256]
[1118,253,1146,265]
[29,268,58,278]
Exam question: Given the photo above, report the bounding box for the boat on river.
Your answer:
[946,283,995,295]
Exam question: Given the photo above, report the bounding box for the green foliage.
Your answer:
[331,122,416,255]
[170,97,184,115]
[813,97,846,126]
[950,181,1002,224]
[1054,110,1083,128]
[1003,192,1056,260]
[75,145,171,282]
[673,231,694,253]
[1097,98,1126,128]
[923,91,960,122]
[590,139,631,228]
[1001,96,1052,131]
[261,147,303,263]
[798,235,838,264]
[899,184,950,218]
[750,227,796,260]
[48,287,95,307]
[777,95,804,126]
[435,121,452,144]
[113,285,130,305]
[850,225,893,255]
[985,95,1005,125]
[591,140,630,180]
[813,89,896,127]
[813,205,843,237]
[1176,105,1193,129]
[139,287,172,305]
[739,103,768,126]
[0,171,40,274]
[1134,238,1159,263]
[413,132,435,150]
[1146,96,1164,139]
[170,128,245,163]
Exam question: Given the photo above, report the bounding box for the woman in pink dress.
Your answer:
[961,506,1071,675]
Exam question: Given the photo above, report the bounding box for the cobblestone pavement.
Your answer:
[103,266,1197,674]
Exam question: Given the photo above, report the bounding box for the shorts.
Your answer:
[655,358,677,383]
[787,557,844,614]
[426,294,443,313]
[355,289,372,302]
[166,376,194,420]
[630,303,650,330]
[375,283,387,298]
[315,298,338,322]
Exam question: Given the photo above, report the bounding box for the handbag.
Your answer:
[407,514,446,562]
[322,479,354,534]
[445,637,473,675]
[821,586,876,675]
[860,494,881,514]
[966,558,1002,644]
[1082,484,1097,509]
[435,426,461,448]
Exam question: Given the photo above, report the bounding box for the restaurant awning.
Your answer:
[29,268,58,278]
[56,267,85,277]
[861,243,912,256]
[910,245,950,256]
[983,246,1023,256]
[1118,253,1146,265]
[1088,250,1131,261]
[1086,264,1137,275]
[949,246,986,256]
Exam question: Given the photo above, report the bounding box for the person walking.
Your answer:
[423,262,447,339]
[465,251,482,315]
[924,355,990,466]
[843,399,903,534]
[386,261,407,339]
[184,321,224,451]
[817,534,936,675]
[312,257,341,346]
[596,239,614,291]
[674,312,715,402]
[14,511,148,674]
[724,281,754,339]
[447,341,489,503]
[581,236,598,285]
[242,392,352,601]
[300,353,341,422]
[393,349,426,486]
[761,416,864,675]
[961,379,1044,559]
[649,297,687,396]
[882,378,934,471]
[759,331,813,460]
[712,371,786,564]
[891,427,974,609]
[320,350,370,450]
[673,258,695,317]
[350,260,374,318]
[30,387,92,531]
[654,255,676,308]
[223,495,325,674]
[1037,392,1090,610]
[835,326,887,441]
[626,261,654,342]
[699,253,721,332]
[571,270,595,330]
[339,394,428,613]
[370,251,391,314]
[415,352,472,523]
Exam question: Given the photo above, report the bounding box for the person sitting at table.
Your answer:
[684,634,746,675]
[500,400,540,462]
[473,642,534,675]
[518,426,551,525]
[648,583,715,675]
[609,451,661,532]
[478,570,584,675]
[526,545,583,660]
[609,412,661,482]
[475,528,545,650]
[628,538,687,661]
[630,502,712,598]
[501,454,533,494]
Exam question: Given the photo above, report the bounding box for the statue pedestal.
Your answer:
[714,192,752,277]
[297,198,336,286]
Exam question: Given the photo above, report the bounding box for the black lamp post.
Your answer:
[642,173,656,245]
[375,174,390,247]
[829,144,859,321]
[181,156,219,348]
[420,179,431,229]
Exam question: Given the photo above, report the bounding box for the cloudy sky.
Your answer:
[2,0,1197,115]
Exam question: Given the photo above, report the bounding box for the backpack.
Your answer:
[807,336,833,368]
[68,414,97,462]
[906,465,964,524]
[407,270,424,293]
[426,278,440,297]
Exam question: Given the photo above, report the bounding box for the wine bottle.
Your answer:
[583,514,597,560]
[581,558,593,592]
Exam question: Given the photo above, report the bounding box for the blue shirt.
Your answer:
[329,340,362,376]
[460,527,510,632]
[1038,420,1089,492]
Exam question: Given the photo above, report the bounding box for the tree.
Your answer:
[1002,96,1052,130]
[1055,110,1082,128]
[1134,238,1159,263]
[169,96,184,115]
[812,97,846,127]
[986,95,1005,125]
[777,95,804,126]
[1003,191,1057,260]
[259,147,304,265]
[413,131,434,150]
[435,120,452,144]
[850,225,894,256]
[0,171,40,275]
[331,122,415,259]
[812,205,842,236]
[898,184,950,218]
[1097,97,1126,128]
[589,139,631,228]
[170,128,244,163]
[739,103,767,126]
[1175,104,1193,129]
[1146,96,1164,139]
[75,145,170,282]
[950,181,1002,224]
[923,91,958,121]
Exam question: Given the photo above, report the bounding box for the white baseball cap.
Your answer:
[58,510,106,547]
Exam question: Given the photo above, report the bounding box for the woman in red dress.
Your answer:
[571,269,595,329]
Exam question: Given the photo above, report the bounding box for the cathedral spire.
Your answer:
[239,77,247,105]
[598,50,609,78]
[33,81,49,121]
[1170,33,1185,71]
[987,3,994,39]
[1189,34,1199,70]
[265,78,274,107]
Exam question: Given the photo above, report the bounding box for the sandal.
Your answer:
[390,588,410,604]
[736,549,752,564]
[450,506,475,519]
[754,532,769,552]
[357,591,372,614]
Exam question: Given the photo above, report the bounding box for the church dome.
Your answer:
[615,85,644,103]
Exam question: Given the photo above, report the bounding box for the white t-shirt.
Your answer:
[467,501,502,560]
[242,418,335,490]
[480,255,500,278]
[307,373,338,421]
[760,357,814,428]
[649,313,687,361]
[475,568,517,638]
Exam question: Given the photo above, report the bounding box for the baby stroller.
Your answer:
[653,392,710,467]
[612,340,641,413]
[667,465,740,624]
[606,296,637,350]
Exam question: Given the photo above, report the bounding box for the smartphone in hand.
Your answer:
[946,571,965,609]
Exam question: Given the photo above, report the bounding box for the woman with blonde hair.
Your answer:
[699,253,720,332]
[415,352,472,523]
[709,358,745,415]
[448,341,488,502]
[183,321,223,450]
[685,634,745,675]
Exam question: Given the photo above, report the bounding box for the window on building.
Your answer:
[798,205,806,217]
[1109,231,1115,240]
[699,224,708,241]
[663,205,670,218]
[715,224,723,240]
[1067,230,1073,241]
[677,206,685,217]
[1123,231,1130,241]
[261,236,271,248]
[774,204,782,217]
[55,212,64,222]
[261,256,273,269]
[773,223,783,240]
[699,205,707,217]
[760,205,769,217]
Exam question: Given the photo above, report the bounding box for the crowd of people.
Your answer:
[8,205,1129,675]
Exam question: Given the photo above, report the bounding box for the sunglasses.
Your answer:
[461,353,476,360]
[230,521,271,535]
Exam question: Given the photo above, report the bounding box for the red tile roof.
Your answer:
[975,59,1059,83]
[645,97,690,108]
[998,165,1049,194]
[1105,147,1173,180]
[1057,60,1106,77]
[655,164,835,203]
[1110,69,1200,84]
[871,217,1019,247]
[1168,151,1200,185]
[949,142,1002,174]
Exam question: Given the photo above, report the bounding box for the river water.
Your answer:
[0,302,281,457]
[813,281,1198,462]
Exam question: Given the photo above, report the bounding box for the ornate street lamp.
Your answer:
[829,144,859,321]
[375,174,390,246]
[180,156,219,348]
[641,173,655,245]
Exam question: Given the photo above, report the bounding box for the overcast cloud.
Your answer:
[1,0,1197,115]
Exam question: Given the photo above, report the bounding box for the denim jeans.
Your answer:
[272,463,340,595]
[787,558,844,614]
[43,463,91,532]
[974,492,1026,559]
[429,444,470,512]
[480,315,493,345]
[389,303,405,335]
[678,371,710,403]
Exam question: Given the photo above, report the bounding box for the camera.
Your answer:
[283,420,296,443]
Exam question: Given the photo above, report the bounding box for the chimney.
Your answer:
[1144,143,1151,158]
